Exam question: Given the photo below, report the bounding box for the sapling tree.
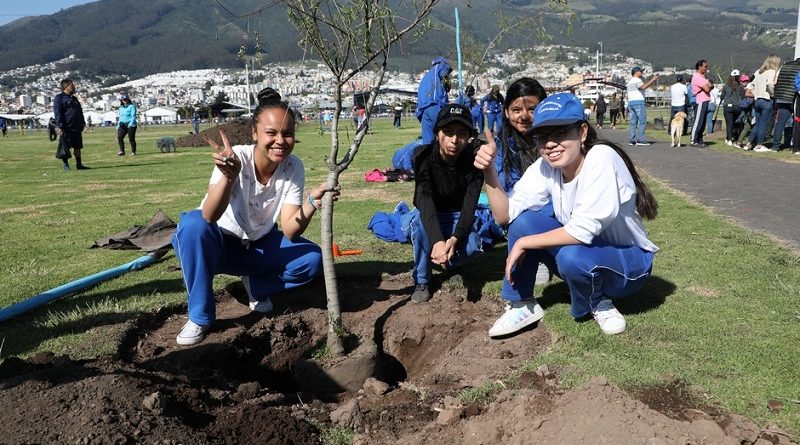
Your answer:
[279,0,440,355]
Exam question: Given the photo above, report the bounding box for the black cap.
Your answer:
[435,104,476,135]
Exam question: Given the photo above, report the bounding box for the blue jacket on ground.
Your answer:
[367,201,504,248]
[392,139,423,171]
[415,57,451,121]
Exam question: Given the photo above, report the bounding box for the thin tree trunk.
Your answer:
[322,168,344,356]
[324,86,345,356]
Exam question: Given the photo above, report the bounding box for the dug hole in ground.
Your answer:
[1,265,796,445]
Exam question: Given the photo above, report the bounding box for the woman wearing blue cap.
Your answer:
[474,92,659,337]
[116,92,138,156]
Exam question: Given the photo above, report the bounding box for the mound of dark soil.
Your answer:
[0,273,796,444]
[176,118,254,148]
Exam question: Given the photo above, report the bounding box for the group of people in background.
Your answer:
[666,54,800,154]
[50,79,214,168]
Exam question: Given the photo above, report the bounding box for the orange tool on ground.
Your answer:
[332,242,363,258]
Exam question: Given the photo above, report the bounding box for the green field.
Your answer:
[0,117,798,436]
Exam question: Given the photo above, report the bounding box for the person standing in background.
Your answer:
[594,93,607,129]
[48,117,58,141]
[192,111,201,135]
[749,54,781,152]
[771,56,800,151]
[626,66,659,146]
[461,85,484,133]
[669,75,688,136]
[607,93,621,129]
[720,70,744,146]
[53,78,88,170]
[415,56,452,145]
[393,104,403,128]
[690,59,714,147]
[116,92,138,156]
[482,85,504,136]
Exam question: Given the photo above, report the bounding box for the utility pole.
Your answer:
[596,41,603,75]
[245,58,252,116]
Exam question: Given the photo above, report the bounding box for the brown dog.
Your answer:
[670,112,687,147]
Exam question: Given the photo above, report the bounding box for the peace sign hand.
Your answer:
[204,129,241,180]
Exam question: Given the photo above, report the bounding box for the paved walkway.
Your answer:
[599,128,800,252]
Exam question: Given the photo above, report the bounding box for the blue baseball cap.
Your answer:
[531,93,585,130]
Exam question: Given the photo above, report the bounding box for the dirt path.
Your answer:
[1,272,795,444]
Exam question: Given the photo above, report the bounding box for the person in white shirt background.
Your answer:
[669,74,688,136]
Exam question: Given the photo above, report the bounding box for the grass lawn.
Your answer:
[0,117,798,435]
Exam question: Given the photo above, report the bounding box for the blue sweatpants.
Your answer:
[419,105,442,145]
[486,112,502,135]
[503,209,654,318]
[408,210,484,286]
[172,210,322,325]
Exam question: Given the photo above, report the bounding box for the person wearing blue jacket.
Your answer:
[482,85,504,135]
[416,57,452,145]
[460,85,484,133]
[53,78,87,170]
[116,92,138,156]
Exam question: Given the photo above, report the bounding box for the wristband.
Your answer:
[308,193,320,210]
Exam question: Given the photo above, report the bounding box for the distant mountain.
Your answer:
[0,0,795,77]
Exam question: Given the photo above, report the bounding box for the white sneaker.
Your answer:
[592,299,626,335]
[753,145,771,153]
[489,299,544,338]
[176,320,209,345]
[534,263,552,286]
[242,276,274,313]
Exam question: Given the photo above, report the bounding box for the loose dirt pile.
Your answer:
[1,272,796,444]
[175,118,254,148]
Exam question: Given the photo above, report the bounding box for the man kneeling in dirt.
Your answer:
[407,104,485,303]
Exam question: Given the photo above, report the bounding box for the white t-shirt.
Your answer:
[507,144,658,253]
[200,145,305,241]
[626,77,645,103]
[670,83,687,106]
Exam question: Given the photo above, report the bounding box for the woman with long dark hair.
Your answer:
[720,70,744,146]
[475,93,659,338]
[494,77,551,284]
[495,77,548,193]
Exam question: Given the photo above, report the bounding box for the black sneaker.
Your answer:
[76,165,90,170]
[410,284,431,303]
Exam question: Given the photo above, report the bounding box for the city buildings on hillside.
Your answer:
[1,44,685,122]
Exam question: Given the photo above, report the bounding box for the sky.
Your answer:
[0,0,97,26]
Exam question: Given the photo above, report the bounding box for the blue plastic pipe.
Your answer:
[0,253,162,323]
[455,7,463,91]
